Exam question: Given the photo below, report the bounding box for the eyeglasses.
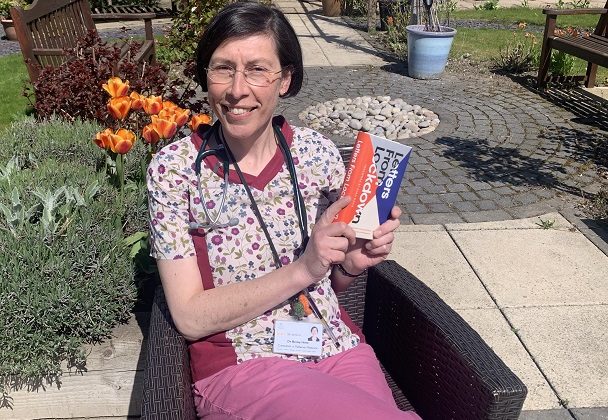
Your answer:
[205,65,284,87]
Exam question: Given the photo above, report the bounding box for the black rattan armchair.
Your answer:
[141,260,527,419]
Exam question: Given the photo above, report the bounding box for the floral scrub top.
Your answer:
[147,116,361,382]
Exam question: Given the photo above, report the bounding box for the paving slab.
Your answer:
[573,408,608,419]
[391,230,496,309]
[446,212,573,231]
[458,308,560,411]
[447,215,608,308]
[504,306,608,409]
[519,409,573,420]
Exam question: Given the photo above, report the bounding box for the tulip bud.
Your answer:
[103,77,129,98]
[189,114,213,131]
[151,115,178,139]
[110,128,136,154]
[143,95,163,115]
[142,124,161,145]
[107,96,132,120]
[173,108,191,128]
[94,128,114,150]
[130,92,145,111]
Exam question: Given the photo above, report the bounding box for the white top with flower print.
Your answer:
[147,122,361,379]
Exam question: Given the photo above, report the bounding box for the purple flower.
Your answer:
[277,208,285,216]
[286,201,293,208]
[247,217,255,225]
[211,235,223,245]
[280,256,291,265]
[206,200,216,209]
[193,197,201,205]
[252,243,260,250]
[317,287,325,295]
[170,144,178,151]
[231,227,239,235]
[293,156,299,165]
[158,164,166,174]
[156,212,164,220]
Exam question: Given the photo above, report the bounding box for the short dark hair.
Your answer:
[195,1,303,98]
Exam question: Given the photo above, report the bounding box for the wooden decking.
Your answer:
[0,313,150,419]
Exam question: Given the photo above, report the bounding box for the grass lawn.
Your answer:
[451,6,601,28]
[0,54,31,133]
[450,27,608,84]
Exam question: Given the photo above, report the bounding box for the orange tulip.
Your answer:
[129,91,145,111]
[162,100,178,112]
[143,95,163,115]
[102,77,129,98]
[107,96,132,120]
[94,128,114,150]
[151,115,178,139]
[173,107,191,127]
[157,108,176,121]
[189,114,213,131]
[142,123,161,145]
[108,128,136,154]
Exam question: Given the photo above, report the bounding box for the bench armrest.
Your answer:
[363,260,527,420]
[543,7,607,15]
[141,285,196,420]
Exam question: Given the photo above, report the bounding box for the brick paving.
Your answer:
[278,65,608,224]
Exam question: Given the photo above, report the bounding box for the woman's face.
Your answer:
[207,34,291,144]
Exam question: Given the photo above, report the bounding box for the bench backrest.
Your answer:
[595,0,608,37]
[10,0,96,83]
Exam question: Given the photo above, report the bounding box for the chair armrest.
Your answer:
[363,260,527,420]
[543,7,607,15]
[92,12,156,21]
[141,285,196,420]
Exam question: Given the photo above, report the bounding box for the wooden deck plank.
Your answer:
[0,313,150,419]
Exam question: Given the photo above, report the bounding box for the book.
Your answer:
[334,132,412,239]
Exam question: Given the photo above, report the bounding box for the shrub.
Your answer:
[157,0,231,64]
[587,186,608,221]
[550,51,575,75]
[493,30,539,73]
[28,32,170,124]
[0,117,138,405]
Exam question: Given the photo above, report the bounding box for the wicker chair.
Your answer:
[141,260,527,419]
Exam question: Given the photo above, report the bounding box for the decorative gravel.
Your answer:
[299,95,439,139]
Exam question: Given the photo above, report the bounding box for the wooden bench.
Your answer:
[10,0,157,84]
[538,0,608,88]
[91,2,175,20]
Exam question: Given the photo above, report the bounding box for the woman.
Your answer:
[147,2,419,419]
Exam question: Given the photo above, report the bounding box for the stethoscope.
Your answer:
[190,121,308,244]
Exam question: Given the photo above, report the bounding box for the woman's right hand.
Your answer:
[295,196,356,284]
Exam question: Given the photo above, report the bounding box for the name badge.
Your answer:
[273,319,324,357]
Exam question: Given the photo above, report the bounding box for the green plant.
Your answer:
[474,0,499,11]
[535,217,556,229]
[550,50,575,75]
[0,117,138,405]
[493,30,539,73]
[0,0,25,19]
[383,4,410,56]
[157,0,231,64]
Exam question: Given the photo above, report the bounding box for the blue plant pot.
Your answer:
[406,25,457,80]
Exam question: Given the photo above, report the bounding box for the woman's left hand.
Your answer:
[340,205,402,274]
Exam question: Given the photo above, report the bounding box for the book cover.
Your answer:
[334,132,412,239]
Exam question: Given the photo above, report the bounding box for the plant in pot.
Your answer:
[406,0,457,79]
[1,0,26,41]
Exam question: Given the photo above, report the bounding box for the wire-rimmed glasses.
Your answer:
[206,65,284,87]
